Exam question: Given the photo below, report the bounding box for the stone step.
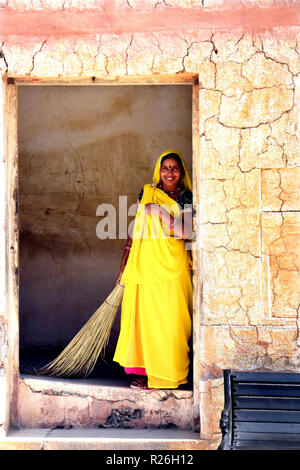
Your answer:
[19,374,194,430]
[0,428,209,450]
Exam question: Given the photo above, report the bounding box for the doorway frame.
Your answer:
[4,73,201,432]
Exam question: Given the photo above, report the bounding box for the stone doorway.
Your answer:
[5,76,201,432]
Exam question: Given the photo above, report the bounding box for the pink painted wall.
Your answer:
[0,2,299,39]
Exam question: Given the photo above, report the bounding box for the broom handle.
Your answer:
[116,236,132,285]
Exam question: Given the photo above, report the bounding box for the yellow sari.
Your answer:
[113,150,193,389]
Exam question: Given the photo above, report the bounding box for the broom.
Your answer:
[38,282,124,378]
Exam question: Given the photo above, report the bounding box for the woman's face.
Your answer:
[160,157,182,190]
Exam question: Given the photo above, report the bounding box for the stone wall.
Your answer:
[0,0,299,447]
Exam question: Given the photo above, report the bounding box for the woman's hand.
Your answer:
[116,236,132,285]
[144,203,161,217]
[116,269,124,286]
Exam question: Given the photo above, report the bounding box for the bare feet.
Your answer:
[130,376,149,389]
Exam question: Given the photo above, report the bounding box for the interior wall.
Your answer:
[18,84,192,352]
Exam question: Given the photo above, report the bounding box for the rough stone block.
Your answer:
[242,52,293,88]
[198,137,238,180]
[262,168,300,212]
[199,179,227,224]
[259,35,300,76]
[198,89,222,136]
[18,376,193,429]
[201,248,262,325]
[100,33,132,76]
[184,41,214,85]
[2,39,46,76]
[240,124,285,171]
[216,61,252,99]
[151,34,187,74]
[261,212,300,319]
[126,34,159,75]
[19,382,66,428]
[210,32,258,64]
[200,324,298,373]
[219,86,294,128]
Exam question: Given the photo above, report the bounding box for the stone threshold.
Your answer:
[18,374,195,431]
[0,428,209,450]
[20,374,193,399]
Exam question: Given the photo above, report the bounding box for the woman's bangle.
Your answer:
[169,217,178,230]
[123,245,131,251]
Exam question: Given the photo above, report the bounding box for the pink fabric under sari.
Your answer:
[125,367,147,376]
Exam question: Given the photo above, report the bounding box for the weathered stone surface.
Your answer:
[126,34,159,75]
[240,124,285,171]
[0,373,5,431]
[198,137,239,180]
[19,381,67,428]
[259,34,300,76]
[201,248,262,325]
[199,89,222,134]
[2,39,47,76]
[205,117,240,165]
[0,427,208,451]
[211,379,224,435]
[184,41,215,88]
[43,435,208,450]
[199,180,227,224]
[0,440,44,450]
[18,376,193,429]
[242,52,293,88]
[219,86,294,128]
[209,31,247,64]
[216,61,252,99]
[262,212,300,319]
[0,156,6,318]
[102,33,133,76]
[151,34,187,74]
[268,330,298,367]
[216,33,259,64]
[262,168,300,212]
[0,319,7,369]
[200,325,299,372]
[270,78,300,168]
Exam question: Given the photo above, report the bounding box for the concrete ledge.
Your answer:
[0,428,209,450]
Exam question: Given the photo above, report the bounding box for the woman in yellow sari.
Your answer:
[113,150,193,389]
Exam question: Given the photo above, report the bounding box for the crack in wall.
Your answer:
[30,39,47,75]
[125,35,134,75]
[181,39,199,73]
[95,41,109,75]
[155,1,173,7]
[0,42,8,73]
[21,379,190,402]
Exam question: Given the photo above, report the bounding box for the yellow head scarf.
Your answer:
[152,150,192,193]
[122,150,192,284]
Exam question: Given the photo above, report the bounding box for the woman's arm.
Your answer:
[144,204,193,240]
[116,236,132,285]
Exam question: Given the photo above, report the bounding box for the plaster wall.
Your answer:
[18,84,192,349]
[0,0,299,448]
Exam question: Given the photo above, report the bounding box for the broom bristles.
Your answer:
[38,283,124,378]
